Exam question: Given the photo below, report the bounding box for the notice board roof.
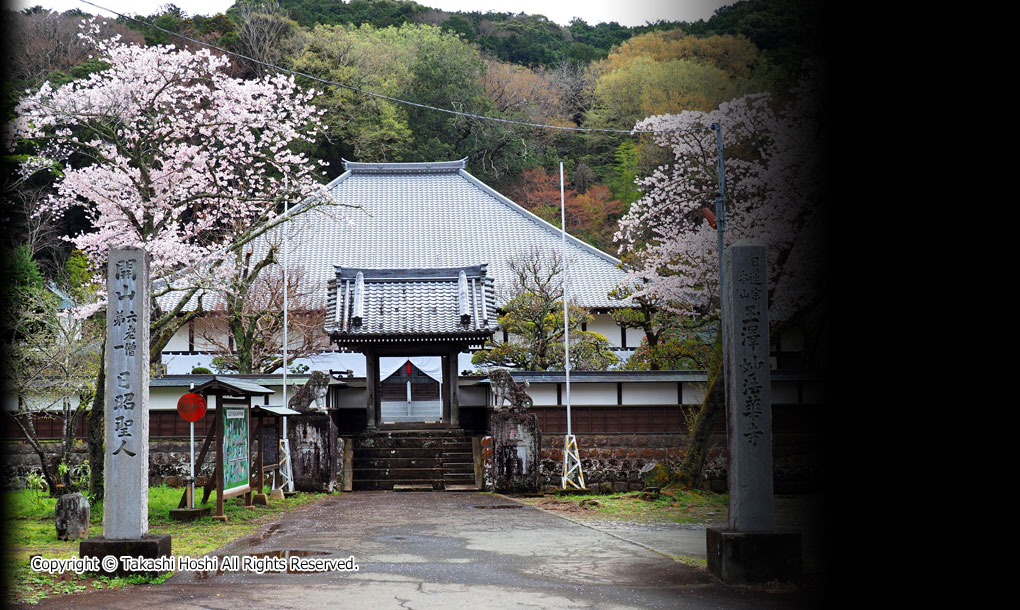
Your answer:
[255,405,302,416]
[193,376,275,396]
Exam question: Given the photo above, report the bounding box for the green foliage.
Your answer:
[472,251,619,371]
[281,0,631,67]
[291,21,530,179]
[59,250,97,304]
[677,0,826,89]
[591,32,748,128]
[623,319,714,371]
[401,24,488,160]
[1,246,55,346]
[56,460,90,496]
[210,355,234,374]
[190,366,212,374]
[473,299,614,371]
[4,245,44,293]
[607,141,642,205]
[280,0,430,29]
[23,472,49,510]
[2,485,330,605]
[609,278,714,371]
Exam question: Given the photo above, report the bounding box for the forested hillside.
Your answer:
[2,0,825,267]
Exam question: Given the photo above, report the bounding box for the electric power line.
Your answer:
[72,0,712,136]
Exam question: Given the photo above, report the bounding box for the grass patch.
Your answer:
[670,553,708,568]
[514,486,728,524]
[3,485,330,605]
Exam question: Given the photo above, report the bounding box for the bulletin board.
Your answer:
[221,402,250,499]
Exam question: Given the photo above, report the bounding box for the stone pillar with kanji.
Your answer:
[706,241,800,585]
[80,247,170,573]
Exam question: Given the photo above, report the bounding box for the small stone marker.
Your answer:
[55,493,90,541]
[707,242,800,585]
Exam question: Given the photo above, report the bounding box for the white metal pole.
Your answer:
[283,191,289,415]
[281,181,292,491]
[560,162,571,435]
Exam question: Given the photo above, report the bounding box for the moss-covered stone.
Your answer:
[642,463,671,489]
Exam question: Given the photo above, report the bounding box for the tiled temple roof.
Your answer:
[162,159,627,313]
[326,265,496,345]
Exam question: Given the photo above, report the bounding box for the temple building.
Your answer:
[4,160,825,493]
[160,158,645,379]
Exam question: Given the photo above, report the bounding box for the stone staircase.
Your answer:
[351,428,478,491]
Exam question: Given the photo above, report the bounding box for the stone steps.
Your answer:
[351,429,478,492]
[354,437,472,450]
[353,457,444,469]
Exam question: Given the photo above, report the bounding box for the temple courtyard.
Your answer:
[17,491,828,609]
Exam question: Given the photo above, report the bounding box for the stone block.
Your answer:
[706,528,801,585]
[491,411,541,493]
[55,493,90,541]
[79,534,172,576]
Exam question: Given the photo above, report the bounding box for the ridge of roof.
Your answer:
[333,265,490,281]
[342,158,467,174]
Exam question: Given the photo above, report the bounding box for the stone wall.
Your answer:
[6,427,822,493]
[2,435,341,491]
[535,431,825,494]
[3,440,219,490]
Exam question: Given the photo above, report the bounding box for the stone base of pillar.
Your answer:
[79,534,172,576]
[706,528,801,585]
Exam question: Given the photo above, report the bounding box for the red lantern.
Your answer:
[177,392,207,422]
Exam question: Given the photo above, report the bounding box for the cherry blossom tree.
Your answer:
[5,24,339,495]
[615,71,826,352]
[6,25,333,361]
[613,72,827,487]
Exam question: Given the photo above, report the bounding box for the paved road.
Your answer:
[28,492,825,609]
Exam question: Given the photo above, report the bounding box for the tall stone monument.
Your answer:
[706,242,800,585]
[81,247,171,573]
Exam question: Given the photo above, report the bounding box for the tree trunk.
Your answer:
[88,340,106,501]
[677,367,724,489]
[644,327,660,371]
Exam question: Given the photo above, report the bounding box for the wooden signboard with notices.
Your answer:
[220,399,251,499]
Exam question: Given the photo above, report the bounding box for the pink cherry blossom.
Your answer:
[615,71,826,330]
[8,27,329,319]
